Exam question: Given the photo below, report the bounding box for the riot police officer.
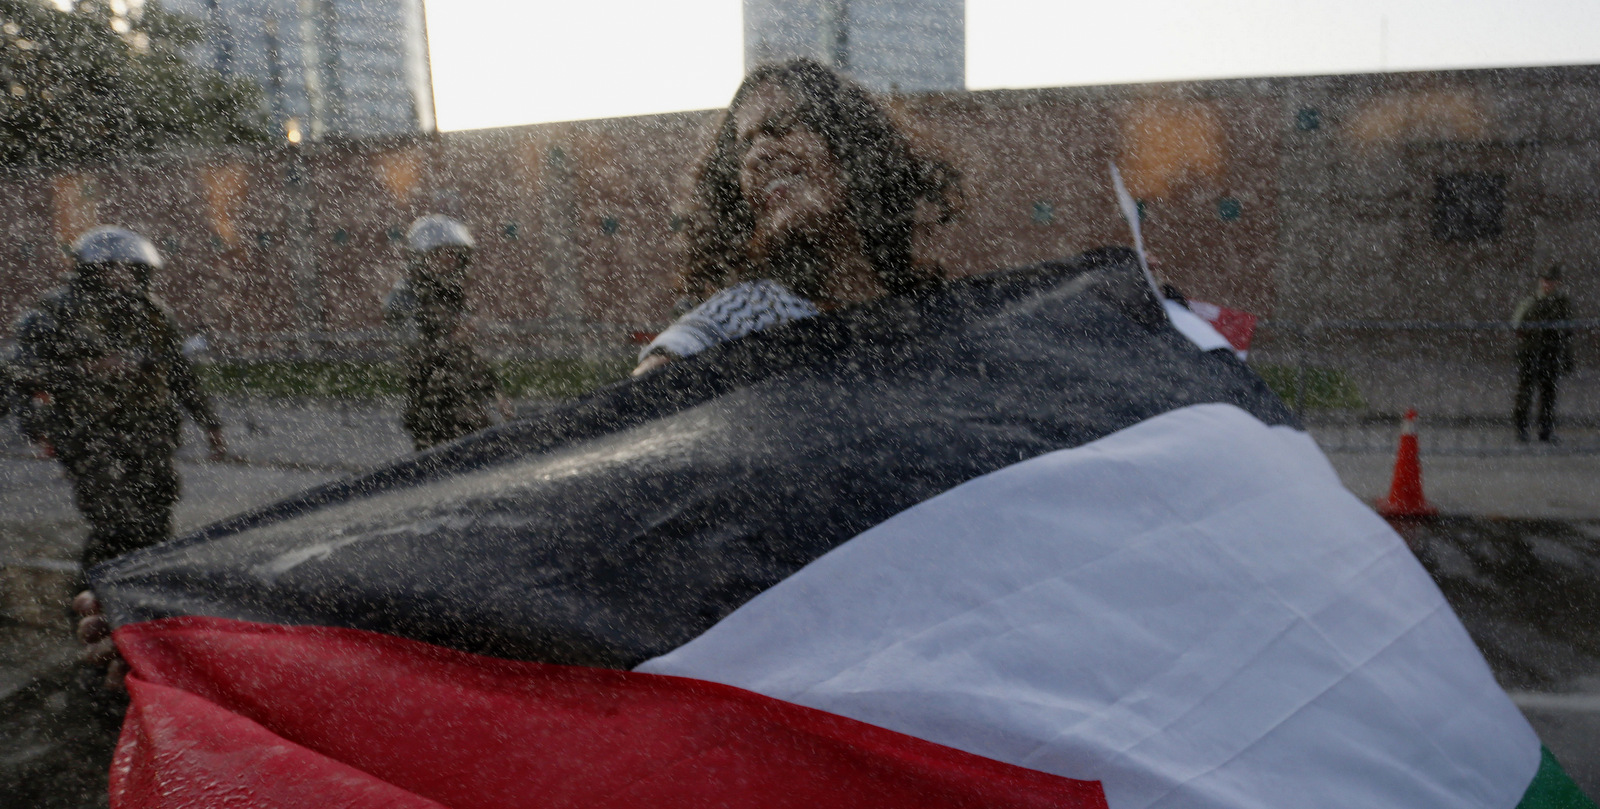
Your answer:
[392,215,509,451]
[12,226,225,571]
[1511,265,1575,442]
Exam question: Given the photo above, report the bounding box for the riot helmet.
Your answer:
[405,215,473,316]
[406,215,475,254]
[71,226,163,291]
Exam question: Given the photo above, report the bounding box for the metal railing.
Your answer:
[1251,319,1600,455]
[112,318,657,363]
[5,315,1596,455]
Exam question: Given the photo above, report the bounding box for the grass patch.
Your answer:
[498,358,633,399]
[198,359,631,400]
[199,361,402,398]
[1255,365,1367,411]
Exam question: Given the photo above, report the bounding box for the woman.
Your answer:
[77,60,961,688]
[633,59,957,375]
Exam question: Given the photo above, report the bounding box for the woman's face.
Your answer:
[734,82,852,260]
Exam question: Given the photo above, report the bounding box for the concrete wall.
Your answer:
[1271,65,1600,325]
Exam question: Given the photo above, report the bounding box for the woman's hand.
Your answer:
[74,590,128,691]
[631,353,673,377]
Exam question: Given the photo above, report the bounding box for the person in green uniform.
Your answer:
[393,215,510,451]
[1511,265,1575,443]
[0,358,14,419]
[12,226,225,571]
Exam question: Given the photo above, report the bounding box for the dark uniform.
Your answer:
[1511,268,1574,442]
[403,339,500,450]
[0,359,14,418]
[391,215,504,451]
[13,228,222,570]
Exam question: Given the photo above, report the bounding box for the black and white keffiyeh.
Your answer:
[640,280,819,362]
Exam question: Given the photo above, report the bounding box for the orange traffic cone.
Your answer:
[1376,409,1437,518]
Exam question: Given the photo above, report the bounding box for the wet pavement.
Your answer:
[1393,518,1600,795]
[1,398,1598,803]
[1311,419,1600,457]
[0,669,125,809]
[1328,451,1600,521]
[0,397,389,805]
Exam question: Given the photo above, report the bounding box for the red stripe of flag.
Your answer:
[111,616,1107,808]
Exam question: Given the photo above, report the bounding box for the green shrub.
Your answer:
[198,359,631,400]
[1254,365,1366,411]
[497,359,633,399]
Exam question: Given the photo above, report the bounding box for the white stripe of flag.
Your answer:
[640,404,1540,809]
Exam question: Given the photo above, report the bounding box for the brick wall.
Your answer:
[2,64,1595,358]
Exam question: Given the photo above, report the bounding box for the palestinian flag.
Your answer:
[1190,299,1257,359]
[92,250,1590,808]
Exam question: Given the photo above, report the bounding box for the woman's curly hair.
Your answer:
[679,59,960,301]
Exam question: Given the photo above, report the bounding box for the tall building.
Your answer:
[744,0,964,94]
[165,0,435,140]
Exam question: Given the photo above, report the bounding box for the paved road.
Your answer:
[1392,518,1600,794]
[0,398,395,807]
[1329,451,1600,521]
[1,398,1598,804]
